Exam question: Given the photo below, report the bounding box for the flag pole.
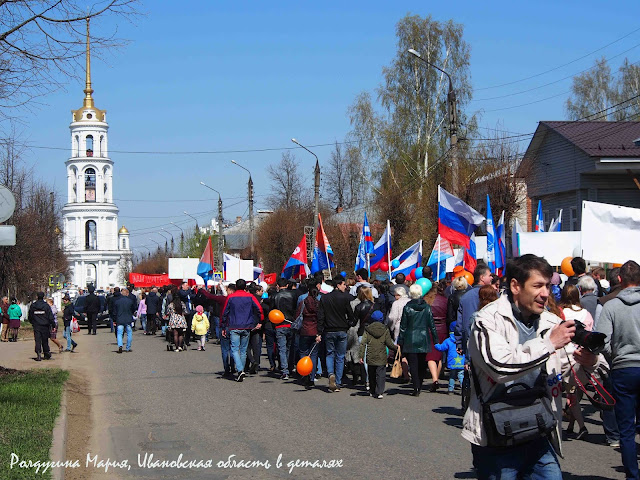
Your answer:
[437,234,441,281]
[386,219,391,281]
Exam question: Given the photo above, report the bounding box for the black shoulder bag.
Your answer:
[471,363,557,447]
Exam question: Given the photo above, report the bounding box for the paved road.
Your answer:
[0,330,628,479]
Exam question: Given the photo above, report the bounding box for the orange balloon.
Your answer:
[561,257,574,277]
[268,309,285,325]
[453,266,465,277]
[612,263,623,268]
[297,356,313,376]
[463,270,474,286]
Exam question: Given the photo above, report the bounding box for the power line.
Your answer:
[475,26,640,91]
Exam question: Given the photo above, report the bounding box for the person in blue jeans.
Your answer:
[113,288,135,353]
[62,294,78,352]
[598,260,640,480]
[317,275,355,392]
[221,279,263,383]
[434,321,465,394]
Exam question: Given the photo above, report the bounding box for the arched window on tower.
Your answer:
[99,136,104,157]
[121,238,126,249]
[75,135,80,157]
[86,135,94,157]
[85,221,97,250]
[85,168,96,202]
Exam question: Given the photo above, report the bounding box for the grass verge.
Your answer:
[0,368,69,480]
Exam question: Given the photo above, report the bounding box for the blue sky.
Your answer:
[18,1,640,255]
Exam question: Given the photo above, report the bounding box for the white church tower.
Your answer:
[61,19,131,289]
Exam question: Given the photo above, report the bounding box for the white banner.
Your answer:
[517,232,582,266]
[581,200,640,264]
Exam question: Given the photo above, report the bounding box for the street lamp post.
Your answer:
[161,228,174,253]
[407,48,459,195]
[170,222,185,253]
[292,138,320,259]
[200,181,225,272]
[148,238,161,254]
[157,231,169,255]
[184,211,199,232]
[231,160,254,260]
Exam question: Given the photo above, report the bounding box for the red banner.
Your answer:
[128,273,171,288]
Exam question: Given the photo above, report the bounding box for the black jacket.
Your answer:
[272,289,298,322]
[447,289,466,326]
[354,299,379,337]
[146,291,161,315]
[317,290,355,334]
[85,293,101,314]
[28,300,55,329]
[63,304,74,328]
[113,294,135,326]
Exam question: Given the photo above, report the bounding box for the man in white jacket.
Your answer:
[463,254,600,479]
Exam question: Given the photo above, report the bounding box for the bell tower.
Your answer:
[61,18,130,289]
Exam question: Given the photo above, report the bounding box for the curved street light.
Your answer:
[184,211,199,231]
[200,181,224,270]
[230,160,254,260]
[291,138,320,255]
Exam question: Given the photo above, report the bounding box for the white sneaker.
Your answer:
[377,394,383,399]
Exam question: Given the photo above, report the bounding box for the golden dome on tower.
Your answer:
[119,225,129,234]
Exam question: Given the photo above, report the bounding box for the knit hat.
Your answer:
[195,305,204,314]
[450,321,457,333]
[371,310,384,323]
[551,272,561,285]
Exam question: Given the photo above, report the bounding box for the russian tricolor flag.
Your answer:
[370,220,392,275]
[463,233,477,273]
[496,210,506,274]
[426,235,454,280]
[355,212,375,271]
[311,213,335,274]
[438,186,485,249]
[391,240,422,278]
[282,236,310,280]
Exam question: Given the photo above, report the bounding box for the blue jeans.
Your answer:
[220,335,233,372]
[600,374,620,444]
[116,324,132,350]
[229,330,250,374]
[63,325,77,351]
[471,438,562,480]
[298,335,319,381]
[139,314,147,332]
[212,316,221,340]
[276,327,293,375]
[612,367,640,480]
[325,331,348,386]
[449,369,464,391]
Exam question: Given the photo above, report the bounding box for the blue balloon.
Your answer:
[391,259,400,269]
[416,278,432,296]
[414,267,423,279]
[340,271,347,277]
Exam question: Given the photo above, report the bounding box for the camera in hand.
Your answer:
[571,320,606,354]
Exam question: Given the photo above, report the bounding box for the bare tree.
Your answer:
[0,0,138,113]
[266,151,308,210]
[323,142,368,209]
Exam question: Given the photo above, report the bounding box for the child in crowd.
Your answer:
[7,298,22,342]
[358,310,397,399]
[434,321,465,395]
[191,305,210,351]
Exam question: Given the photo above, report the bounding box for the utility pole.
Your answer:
[408,49,459,195]
[248,175,254,260]
[217,195,224,269]
[292,138,320,254]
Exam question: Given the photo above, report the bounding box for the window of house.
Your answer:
[85,220,97,250]
[86,135,94,157]
[85,168,96,202]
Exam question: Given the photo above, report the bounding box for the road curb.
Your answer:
[49,385,68,480]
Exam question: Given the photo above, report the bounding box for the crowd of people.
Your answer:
[7,255,640,479]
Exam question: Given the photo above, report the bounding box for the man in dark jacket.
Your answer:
[316,275,355,392]
[178,282,196,346]
[85,284,101,335]
[145,287,161,335]
[113,288,135,353]
[221,279,263,382]
[272,277,298,380]
[600,268,623,307]
[28,292,55,361]
[62,294,78,352]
